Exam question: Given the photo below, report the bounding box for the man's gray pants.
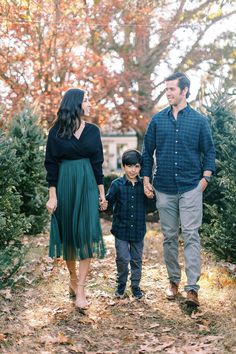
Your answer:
[155,183,203,292]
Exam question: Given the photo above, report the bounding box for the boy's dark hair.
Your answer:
[165,72,191,98]
[122,149,142,166]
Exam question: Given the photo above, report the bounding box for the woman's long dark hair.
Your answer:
[56,88,85,139]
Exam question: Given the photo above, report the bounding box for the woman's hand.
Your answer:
[46,197,57,214]
[98,184,107,211]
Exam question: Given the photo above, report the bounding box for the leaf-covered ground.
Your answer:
[0,219,236,354]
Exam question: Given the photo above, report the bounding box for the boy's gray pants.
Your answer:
[155,183,203,292]
[115,238,144,288]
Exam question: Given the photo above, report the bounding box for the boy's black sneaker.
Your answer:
[131,286,144,299]
[115,283,126,298]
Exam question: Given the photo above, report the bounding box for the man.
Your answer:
[141,72,215,306]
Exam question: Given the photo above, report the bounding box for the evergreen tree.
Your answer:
[8,108,49,234]
[0,131,29,247]
[202,93,236,262]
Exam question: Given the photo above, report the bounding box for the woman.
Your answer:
[45,88,106,310]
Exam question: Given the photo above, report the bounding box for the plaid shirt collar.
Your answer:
[122,175,142,185]
[167,103,192,117]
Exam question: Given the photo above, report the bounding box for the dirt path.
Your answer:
[0,220,236,354]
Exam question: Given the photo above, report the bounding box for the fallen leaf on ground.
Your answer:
[67,344,84,353]
[0,333,6,341]
[154,340,175,351]
[149,323,160,329]
[161,327,172,333]
[197,324,210,332]
[0,289,12,300]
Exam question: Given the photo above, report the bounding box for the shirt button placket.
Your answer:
[130,188,135,232]
[175,125,179,178]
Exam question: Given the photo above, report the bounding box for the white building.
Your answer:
[101,132,138,172]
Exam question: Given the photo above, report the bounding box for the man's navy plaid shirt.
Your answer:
[141,104,216,194]
[106,176,147,241]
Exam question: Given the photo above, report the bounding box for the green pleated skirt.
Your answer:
[49,158,106,260]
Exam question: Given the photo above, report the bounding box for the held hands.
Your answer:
[46,195,108,213]
[46,197,57,214]
[99,195,108,211]
[144,182,154,199]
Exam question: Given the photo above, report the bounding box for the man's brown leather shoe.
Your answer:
[166,281,179,300]
[186,290,199,307]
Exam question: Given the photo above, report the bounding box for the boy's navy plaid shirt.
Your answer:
[141,104,216,194]
[106,176,148,241]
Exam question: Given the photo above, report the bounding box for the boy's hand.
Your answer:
[144,180,154,198]
[145,190,154,199]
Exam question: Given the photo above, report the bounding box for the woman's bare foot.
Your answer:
[75,284,89,309]
[69,277,78,297]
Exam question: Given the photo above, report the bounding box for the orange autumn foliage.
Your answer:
[0,0,235,132]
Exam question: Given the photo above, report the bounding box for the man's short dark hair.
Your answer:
[166,72,191,98]
[122,149,142,166]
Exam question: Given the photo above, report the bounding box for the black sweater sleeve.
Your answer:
[44,130,60,187]
[89,127,104,185]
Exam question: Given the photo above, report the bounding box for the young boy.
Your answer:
[105,149,154,299]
